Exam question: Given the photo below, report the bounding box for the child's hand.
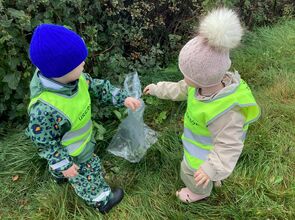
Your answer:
[62,163,79,178]
[124,97,141,111]
[143,84,156,95]
[194,167,210,188]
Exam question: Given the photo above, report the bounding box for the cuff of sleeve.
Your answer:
[50,158,73,172]
[115,90,128,107]
[149,84,157,96]
[201,161,218,181]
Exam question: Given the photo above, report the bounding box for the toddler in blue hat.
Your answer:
[26,24,141,214]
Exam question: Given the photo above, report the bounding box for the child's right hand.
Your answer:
[143,84,156,95]
[62,163,79,178]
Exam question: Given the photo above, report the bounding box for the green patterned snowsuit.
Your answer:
[26,71,128,208]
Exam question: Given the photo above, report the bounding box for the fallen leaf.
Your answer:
[12,175,19,181]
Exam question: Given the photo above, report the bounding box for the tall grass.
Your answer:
[0,19,294,219]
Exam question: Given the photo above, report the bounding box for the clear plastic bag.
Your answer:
[107,72,158,163]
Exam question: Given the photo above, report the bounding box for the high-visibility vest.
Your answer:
[182,80,260,170]
[28,75,92,157]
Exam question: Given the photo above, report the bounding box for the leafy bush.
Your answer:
[0,0,201,123]
[0,0,294,123]
[202,0,294,29]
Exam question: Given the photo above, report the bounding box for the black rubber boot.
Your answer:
[53,177,68,185]
[98,188,124,214]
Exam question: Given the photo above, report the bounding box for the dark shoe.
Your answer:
[53,177,68,184]
[98,188,124,214]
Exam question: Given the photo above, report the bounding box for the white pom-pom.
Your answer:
[199,8,243,50]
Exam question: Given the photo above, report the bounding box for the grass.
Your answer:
[0,19,295,219]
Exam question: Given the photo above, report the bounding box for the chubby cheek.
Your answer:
[71,70,82,80]
[75,71,82,79]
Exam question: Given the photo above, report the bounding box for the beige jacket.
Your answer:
[148,72,245,181]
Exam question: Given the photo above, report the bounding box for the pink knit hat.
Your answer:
[179,8,243,87]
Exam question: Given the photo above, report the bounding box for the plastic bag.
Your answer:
[107,72,158,163]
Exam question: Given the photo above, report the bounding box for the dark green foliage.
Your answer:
[202,0,294,29]
[0,0,294,124]
[0,0,201,123]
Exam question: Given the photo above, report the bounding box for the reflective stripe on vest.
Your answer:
[183,127,212,146]
[28,74,92,157]
[183,79,260,170]
[182,139,210,161]
[66,132,92,156]
[61,120,93,156]
[62,120,92,143]
[182,129,248,161]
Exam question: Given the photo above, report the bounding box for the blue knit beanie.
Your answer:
[29,24,88,78]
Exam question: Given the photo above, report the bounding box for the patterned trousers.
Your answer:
[51,154,111,208]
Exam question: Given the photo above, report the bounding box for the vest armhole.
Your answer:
[35,99,73,128]
[243,105,261,127]
[27,99,39,115]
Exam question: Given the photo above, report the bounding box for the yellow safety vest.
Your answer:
[182,80,260,170]
[28,75,92,156]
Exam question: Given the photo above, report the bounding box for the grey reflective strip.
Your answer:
[183,127,212,145]
[50,159,70,170]
[62,120,92,142]
[111,88,120,104]
[92,189,111,202]
[182,139,210,161]
[67,137,88,154]
[242,131,247,141]
[207,103,258,126]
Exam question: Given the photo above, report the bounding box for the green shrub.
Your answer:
[0,0,294,123]
[202,0,294,29]
[0,0,202,123]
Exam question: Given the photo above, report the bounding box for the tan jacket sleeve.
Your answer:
[149,80,188,101]
[201,107,245,181]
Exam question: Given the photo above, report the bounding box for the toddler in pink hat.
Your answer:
[144,8,260,203]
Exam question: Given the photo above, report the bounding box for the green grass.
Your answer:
[1,19,295,219]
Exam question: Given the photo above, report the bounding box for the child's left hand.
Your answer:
[124,97,141,111]
[194,167,211,188]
